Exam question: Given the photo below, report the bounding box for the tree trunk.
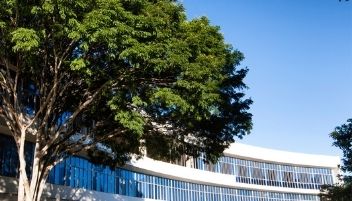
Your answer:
[17,129,31,201]
[34,170,49,201]
[18,173,25,201]
[17,164,48,201]
[17,133,49,201]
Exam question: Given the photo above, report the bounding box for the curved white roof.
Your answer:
[224,143,340,168]
[127,143,340,195]
[128,157,321,195]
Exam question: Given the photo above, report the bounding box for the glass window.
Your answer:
[0,134,331,201]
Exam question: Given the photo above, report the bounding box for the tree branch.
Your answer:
[40,81,111,156]
[0,57,17,71]
[1,95,22,134]
[60,40,76,62]
[64,127,127,157]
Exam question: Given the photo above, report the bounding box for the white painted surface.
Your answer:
[224,143,340,168]
[0,134,340,200]
[127,143,340,195]
[128,157,321,195]
[47,185,160,201]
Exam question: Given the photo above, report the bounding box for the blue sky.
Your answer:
[182,0,352,156]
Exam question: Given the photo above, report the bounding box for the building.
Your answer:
[0,129,340,201]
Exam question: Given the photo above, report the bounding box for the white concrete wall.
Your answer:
[0,131,340,200]
[126,143,340,196]
[128,157,321,195]
[225,143,340,168]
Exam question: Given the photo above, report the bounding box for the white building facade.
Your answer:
[0,132,340,201]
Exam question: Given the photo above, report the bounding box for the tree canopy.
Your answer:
[320,119,352,201]
[0,0,252,200]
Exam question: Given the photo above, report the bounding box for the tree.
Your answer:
[0,0,252,200]
[320,119,352,201]
[320,183,352,201]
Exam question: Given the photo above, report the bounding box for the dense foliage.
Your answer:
[320,119,352,201]
[0,0,252,200]
[320,183,352,201]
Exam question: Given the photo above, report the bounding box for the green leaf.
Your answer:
[11,28,40,52]
[42,1,54,14]
[70,58,86,70]
[151,88,191,114]
[132,96,147,107]
[0,21,6,28]
[115,110,145,136]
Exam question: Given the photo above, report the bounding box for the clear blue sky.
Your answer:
[182,0,352,156]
